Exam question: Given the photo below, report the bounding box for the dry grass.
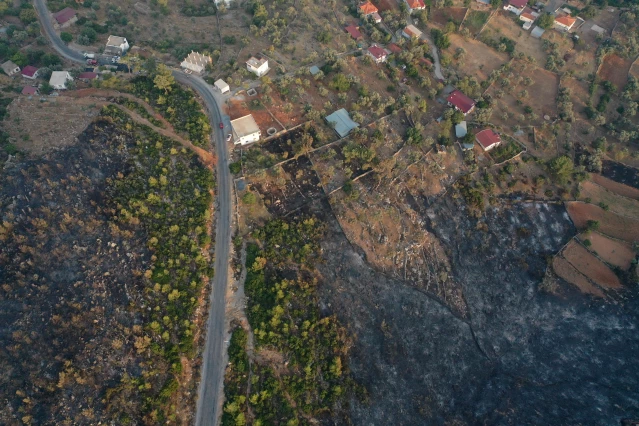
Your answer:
[578,232,636,270]
[448,34,509,81]
[562,240,622,289]
[566,201,639,242]
[598,54,633,91]
[578,180,639,220]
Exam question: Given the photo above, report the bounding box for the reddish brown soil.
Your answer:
[579,180,639,220]
[579,232,636,270]
[376,0,399,12]
[431,7,467,27]
[562,241,622,289]
[566,201,639,242]
[552,256,605,297]
[591,174,639,200]
[598,54,633,90]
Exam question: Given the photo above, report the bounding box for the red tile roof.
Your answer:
[388,43,402,53]
[555,15,576,27]
[367,45,387,60]
[406,0,426,9]
[21,66,38,77]
[508,0,527,8]
[22,86,37,95]
[447,90,475,114]
[520,7,536,21]
[345,24,363,40]
[78,72,98,79]
[54,7,76,24]
[359,1,378,14]
[475,129,501,150]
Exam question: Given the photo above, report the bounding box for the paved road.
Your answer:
[33,1,232,424]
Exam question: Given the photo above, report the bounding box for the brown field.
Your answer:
[598,54,633,91]
[448,34,509,81]
[562,240,622,289]
[431,7,468,27]
[227,96,285,136]
[566,201,639,242]
[376,0,399,12]
[483,13,546,65]
[564,49,597,80]
[562,77,591,120]
[552,255,605,297]
[578,180,639,220]
[629,61,639,81]
[579,232,636,270]
[591,174,639,200]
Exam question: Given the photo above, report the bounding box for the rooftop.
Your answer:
[508,0,527,8]
[106,35,127,46]
[475,128,501,150]
[359,1,378,15]
[403,24,423,38]
[22,86,37,95]
[405,0,426,8]
[388,43,402,53]
[21,66,38,77]
[77,72,98,79]
[231,114,261,139]
[555,15,576,27]
[182,51,212,67]
[54,7,76,24]
[326,108,359,138]
[247,56,268,68]
[345,24,363,40]
[309,65,321,75]
[367,45,388,60]
[1,61,19,74]
[50,71,72,86]
[214,79,229,90]
[455,121,468,138]
[447,90,475,114]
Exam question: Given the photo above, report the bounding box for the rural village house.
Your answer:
[503,0,527,15]
[326,108,359,138]
[447,90,475,115]
[345,24,363,40]
[404,0,426,13]
[105,35,130,55]
[77,72,98,82]
[180,51,212,74]
[21,66,39,80]
[214,79,230,94]
[22,86,38,96]
[475,128,502,151]
[1,61,20,77]
[231,114,261,145]
[367,45,389,64]
[246,56,269,77]
[519,7,538,23]
[359,1,382,23]
[402,24,423,40]
[53,7,77,29]
[49,71,73,90]
[554,14,577,31]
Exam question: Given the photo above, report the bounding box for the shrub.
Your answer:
[60,32,73,44]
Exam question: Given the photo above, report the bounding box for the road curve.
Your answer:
[32,1,232,425]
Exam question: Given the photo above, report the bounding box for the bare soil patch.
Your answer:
[578,180,639,220]
[562,77,591,120]
[566,201,639,242]
[448,34,509,81]
[228,95,285,138]
[552,255,605,297]
[562,240,622,289]
[598,54,633,91]
[579,232,636,270]
[483,13,546,65]
[377,0,399,12]
[591,173,639,200]
[431,7,467,27]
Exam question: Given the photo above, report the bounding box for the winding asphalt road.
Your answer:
[32,1,232,424]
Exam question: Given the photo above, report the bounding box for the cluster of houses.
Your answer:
[357,0,426,24]
[502,0,578,33]
[447,89,502,151]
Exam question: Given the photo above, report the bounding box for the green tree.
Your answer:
[19,8,37,24]
[547,155,573,184]
[60,32,73,44]
[537,13,555,29]
[153,64,175,93]
[330,74,350,92]
[490,0,502,8]
[431,29,451,50]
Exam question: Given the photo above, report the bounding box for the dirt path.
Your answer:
[62,90,216,168]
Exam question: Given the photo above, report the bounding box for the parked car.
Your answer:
[83,53,95,59]
[226,133,232,142]
[219,122,224,129]
[86,59,98,66]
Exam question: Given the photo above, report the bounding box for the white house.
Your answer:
[231,114,261,145]
[180,51,212,74]
[504,0,527,15]
[214,79,230,94]
[367,45,389,64]
[105,35,130,55]
[402,24,423,40]
[404,0,426,13]
[49,71,73,90]
[21,66,39,80]
[1,61,20,77]
[554,15,577,32]
[246,56,269,77]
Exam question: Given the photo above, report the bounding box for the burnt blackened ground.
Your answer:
[603,160,639,189]
[302,195,639,425]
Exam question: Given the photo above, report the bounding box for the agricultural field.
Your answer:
[430,7,468,28]
[552,255,606,297]
[462,10,491,36]
[566,201,639,242]
[561,240,622,289]
[598,54,633,91]
[448,34,509,81]
[578,231,636,270]
[578,180,639,219]
[591,173,639,200]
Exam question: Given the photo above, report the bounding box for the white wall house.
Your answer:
[1,61,20,77]
[49,71,73,90]
[231,115,261,145]
[105,35,130,55]
[246,57,269,77]
[503,0,527,15]
[180,51,212,74]
[214,79,230,94]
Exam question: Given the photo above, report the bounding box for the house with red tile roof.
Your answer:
[21,66,39,80]
[388,43,402,54]
[404,0,426,12]
[447,90,475,115]
[345,24,363,40]
[359,1,378,15]
[366,44,388,64]
[519,7,538,23]
[475,128,502,151]
[554,14,577,31]
[78,72,98,81]
[22,86,38,96]
[504,0,527,15]
[53,8,77,28]
[402,24,423,40]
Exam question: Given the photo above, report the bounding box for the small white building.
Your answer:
[231,114,261,145]
[1,61,20,77]
[402,24,423,40]
[49,71,73,90]
[180,51,212,74]
[504,0,527,15]
[214,79,230,94]
[105,35,130,55]
[246,57,269,77]
[404,0,426,13]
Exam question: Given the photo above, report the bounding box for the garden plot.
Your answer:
[552,256,605,297]
[482,12,546,65]
[566,201,639,242]
[430,7,468,28]
[462,10,490,36]
[578,232,636,270]
[448,34,509,81]
[591,173,639,200]
[562,240,622,290]
[228,96,285,138]
[563,48,597,80]
[578,180,639,220]
[598,54,633,91]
